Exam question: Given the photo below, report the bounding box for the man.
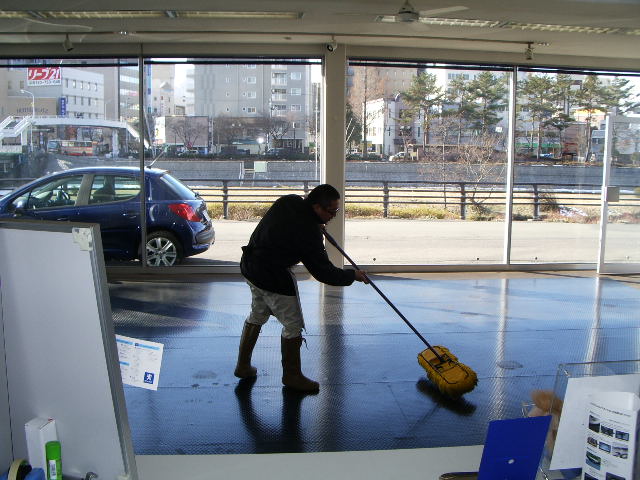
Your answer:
[235,184,368,392]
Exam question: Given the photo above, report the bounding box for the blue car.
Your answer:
[0,167,215,266]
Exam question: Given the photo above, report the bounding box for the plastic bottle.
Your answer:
[45,440,62,480]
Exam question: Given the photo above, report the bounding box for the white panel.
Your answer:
[0,223,135,480]
[0,272,11,471]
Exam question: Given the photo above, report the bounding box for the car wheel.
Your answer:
[145,231,183,266]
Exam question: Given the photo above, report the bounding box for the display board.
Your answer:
[0,219,137,480]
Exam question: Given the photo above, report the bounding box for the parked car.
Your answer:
[388,151,408,161]
[264,147,294,159]
[178,149,200,157]
[0,167,215,266]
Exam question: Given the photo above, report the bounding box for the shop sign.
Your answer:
[27,67,62,86]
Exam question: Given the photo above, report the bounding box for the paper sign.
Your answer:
[550,374,640,470]
[116,335,164,391]
[583,392,639,480]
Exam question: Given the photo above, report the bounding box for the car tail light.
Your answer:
[168,203,201,221]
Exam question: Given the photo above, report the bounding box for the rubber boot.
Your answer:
[281,336,319,393]
[234,322,261,379]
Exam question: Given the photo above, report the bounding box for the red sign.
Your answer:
[27,67,62,86]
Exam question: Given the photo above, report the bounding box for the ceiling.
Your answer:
[0,0,639,68]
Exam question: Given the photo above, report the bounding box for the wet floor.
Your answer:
[108,272,640,455]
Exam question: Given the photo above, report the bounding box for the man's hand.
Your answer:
[354,270,370,284]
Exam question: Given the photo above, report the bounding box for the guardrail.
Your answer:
[3,176,638,220]
[181,178,640,220]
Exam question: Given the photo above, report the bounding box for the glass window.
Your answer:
[272,104,287,116]
[290,72,302,80]
[146,57,321,265]
[22,175,83,210]
[290,87,302,95]
[1,58,141,262]
[272,88,286,101]
[89,175,140,204]
[272,72,287,85]
[345,62,511,265]
[511,70,639,264]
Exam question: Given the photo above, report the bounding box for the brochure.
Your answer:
[550,374,640,470]
[582,391,640,480]
[115,334,164,391]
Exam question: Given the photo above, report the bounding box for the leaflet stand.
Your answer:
[534,360,640,480]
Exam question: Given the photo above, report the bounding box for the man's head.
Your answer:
[306,184,340,224]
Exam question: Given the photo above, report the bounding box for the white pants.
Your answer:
[245,278,305,339]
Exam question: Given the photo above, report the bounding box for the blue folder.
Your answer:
[478,415,552,480]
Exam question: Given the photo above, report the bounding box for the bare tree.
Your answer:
[256,112,291,147]
[169,116,204,149]
[457,132,506,217]
[212,115,245,147]
[347,66,386,158]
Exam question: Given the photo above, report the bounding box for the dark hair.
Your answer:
[306,184,340,207]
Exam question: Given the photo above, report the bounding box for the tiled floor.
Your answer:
[108,272,640,455]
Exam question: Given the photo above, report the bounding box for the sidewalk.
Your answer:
[186,218,638,266]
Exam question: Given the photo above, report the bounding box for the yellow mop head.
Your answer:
[417,346,478,398]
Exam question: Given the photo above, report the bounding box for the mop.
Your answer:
[322,229,478,398]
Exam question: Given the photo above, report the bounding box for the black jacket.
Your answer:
[240,194,356,295]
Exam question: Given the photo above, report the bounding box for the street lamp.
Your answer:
[20,89,35,151]
[257,136,264,155]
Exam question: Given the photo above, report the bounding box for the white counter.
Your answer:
[136,445,483,480]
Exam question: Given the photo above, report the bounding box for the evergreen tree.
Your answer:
[519,74,557,158]
[467,71,508,134]
[603,77,640,114]
[401,71,444,153]
[574,76,609,160]
[443,76,474,145]
[546,75,576,155]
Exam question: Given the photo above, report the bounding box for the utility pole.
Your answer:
[362,67,368,160]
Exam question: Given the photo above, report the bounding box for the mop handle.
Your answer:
[322,229,442,360]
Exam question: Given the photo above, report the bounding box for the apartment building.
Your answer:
[193,62,312,151]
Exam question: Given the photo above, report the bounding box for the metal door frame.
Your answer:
[597,114,640,274]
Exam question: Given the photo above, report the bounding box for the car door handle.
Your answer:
[123,211,138,218]
[56,216,69,221]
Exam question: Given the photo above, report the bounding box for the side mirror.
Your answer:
[9,198,26,216]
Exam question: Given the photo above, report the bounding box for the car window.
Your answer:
[158,173,197,200]
[21,175,83,210]
[89,175,140,204]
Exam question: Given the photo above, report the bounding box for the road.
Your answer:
[183,218,640,266]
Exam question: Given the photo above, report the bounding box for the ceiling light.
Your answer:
[178,11,303,19]
[505,22,620,34]
[0,10,303,20]
[0,11,30,18]
[374,14,631,36]
[417,17,502,28]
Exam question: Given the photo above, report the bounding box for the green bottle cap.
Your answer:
[45,441,61,458]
